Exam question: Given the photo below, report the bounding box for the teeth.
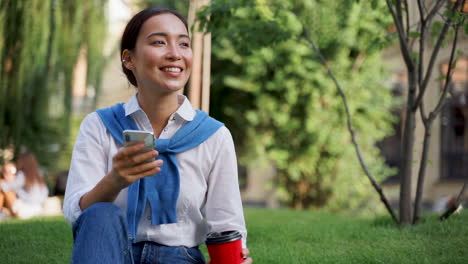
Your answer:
[163,67,181,72]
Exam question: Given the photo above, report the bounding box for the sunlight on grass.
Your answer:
[1,210,467,263]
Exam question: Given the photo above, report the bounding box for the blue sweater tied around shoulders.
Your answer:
[96,103,223,241]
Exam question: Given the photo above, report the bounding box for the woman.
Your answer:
[63,7,252,264]
[0,162,17,217]
[0,152,49,219]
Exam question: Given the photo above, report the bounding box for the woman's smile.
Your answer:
[129,13,193,93]
[160,65,183,77]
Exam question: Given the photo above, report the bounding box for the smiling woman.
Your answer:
[122,13,193,97]
[120,9,192,92]
[63,7,252,264]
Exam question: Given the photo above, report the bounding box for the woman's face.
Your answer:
[129,13,193,93]
[3,163,16,181]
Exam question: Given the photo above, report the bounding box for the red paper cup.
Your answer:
[206,230,243,264]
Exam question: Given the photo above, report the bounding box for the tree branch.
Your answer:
[455,182,467,207]
[386,0,415,71]
[413,122,432,224]
[395,0,406,35]
[300,28,399,224]
[427,0,447,23]
[404,0,410,43]
[429,19,460,121]
[418,0,464,224]
[417,0,426,91]
[414,0,462,110]
[419,100,428,124]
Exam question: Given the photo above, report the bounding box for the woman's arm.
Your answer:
[79,143,162,211]
[63,113,162,223]
[204,127,248,247]
[1,171,25,193]
[204,127,252,263]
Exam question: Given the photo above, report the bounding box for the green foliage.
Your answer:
[0,0,107,174]
[140,0,190,15]
[199,0,398,213]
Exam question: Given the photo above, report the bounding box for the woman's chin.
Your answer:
[160,81,186,93]
[139,82,186,94]
[163,85,185,93]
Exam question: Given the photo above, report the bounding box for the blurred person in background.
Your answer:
[0,151,49,219]
[0,162,17,218]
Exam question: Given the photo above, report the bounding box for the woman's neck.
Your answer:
[136,89,179,137]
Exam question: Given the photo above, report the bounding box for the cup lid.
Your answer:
[205,230,242,245]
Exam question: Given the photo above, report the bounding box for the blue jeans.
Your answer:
[71,202,206,264]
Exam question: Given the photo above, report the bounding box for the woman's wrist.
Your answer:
[104,170,128,191]
[79,173,124,211]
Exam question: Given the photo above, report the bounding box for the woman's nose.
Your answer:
[165,44,182,60]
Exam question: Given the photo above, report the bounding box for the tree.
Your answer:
[200,0,468,225]
[384,0,467,225]
[198,0,398,213]
[0,0,108,172]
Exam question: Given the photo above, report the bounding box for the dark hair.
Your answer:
[120,7,189,87]
[16,152,44,191]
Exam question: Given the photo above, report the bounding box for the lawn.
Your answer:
[0,208,467,263]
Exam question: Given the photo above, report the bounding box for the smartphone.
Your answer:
[123,130,155,162]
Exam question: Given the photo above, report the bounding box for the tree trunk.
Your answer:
[399,71,417,226]
[413,121,432,224]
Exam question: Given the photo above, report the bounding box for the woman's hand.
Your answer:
[79,143,163,211]
[110,143,163,189]
[206,248,252,264]
[242,248,253,264]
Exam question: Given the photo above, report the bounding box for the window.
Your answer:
[440,57,468,180]
[379,72,405,183]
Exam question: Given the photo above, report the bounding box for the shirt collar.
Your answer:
[124,94,141,117]
[175,94,195,121]
[124,94,195,121]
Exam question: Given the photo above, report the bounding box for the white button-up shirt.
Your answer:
[63,95,247,248]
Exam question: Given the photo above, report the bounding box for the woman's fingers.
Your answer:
[134,166,161,179]
[120,160,162,177]
[242,257,253,264]
[111,159,163,187]
[241,248,252,264]
[125,149,158,166]
[114,146,159,168]
[110,143,164,187]
[114,143,145,160]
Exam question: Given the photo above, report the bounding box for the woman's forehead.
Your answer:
[4,163,16,172]
[140,13,188,37]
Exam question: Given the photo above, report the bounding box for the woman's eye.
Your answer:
[152,40,165,45]
[180,42,190,48]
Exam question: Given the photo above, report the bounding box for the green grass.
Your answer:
[0,216,73,263]
[243,209,468,263]
[1,209,467,263]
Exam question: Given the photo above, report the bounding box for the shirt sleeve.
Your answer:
[1,171,25,193]
[204,127,248,248]
[63,112,110,224]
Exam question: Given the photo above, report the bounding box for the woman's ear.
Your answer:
[121,49,134,70]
